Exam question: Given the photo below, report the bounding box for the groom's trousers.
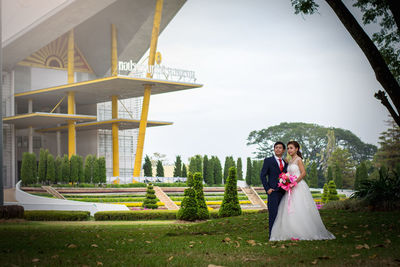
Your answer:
[268,190,284,238]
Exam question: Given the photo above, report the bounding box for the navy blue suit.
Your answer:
[260,156,288,238]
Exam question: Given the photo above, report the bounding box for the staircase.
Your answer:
[153,186,179,210]
[41,186,66,200]
[241,186,267,209]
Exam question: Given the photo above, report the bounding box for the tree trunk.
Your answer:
[325,0,400,125]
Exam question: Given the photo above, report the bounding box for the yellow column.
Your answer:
[112,96,120,178]
[111,24,118,77]
[133,0,163,178]
[67,29,76,158]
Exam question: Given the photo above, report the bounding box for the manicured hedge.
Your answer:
[0,205,24,219]
[69,197,154,203]
[94,210,178,221]
[24,210,90,221]
[94,209,263,221]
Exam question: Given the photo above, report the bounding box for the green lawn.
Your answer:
[1,210,399,266]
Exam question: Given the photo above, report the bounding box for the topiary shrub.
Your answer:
[328,180,339,201]
[0,205,24,219]
[143,183,158,209]
[177,188,198,221]
[54,155,62,184]
[21,152,36,186]
[61,154,70,183]
[94,210,178,221]
[69,155,80,184]
[24,210,90,221]
[38,148,48,183]
[77,155,84,183]
[187,172,194,187]
[321,183,329,204]
[98,156,106,184]
[219,166,242,218]
[192,172,209,220]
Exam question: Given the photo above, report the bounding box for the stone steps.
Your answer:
[153,186,179,210]
[240,186,267,209]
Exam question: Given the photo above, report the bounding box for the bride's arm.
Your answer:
[296,159,307,182]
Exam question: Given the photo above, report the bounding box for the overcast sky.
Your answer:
[142,0,390,164]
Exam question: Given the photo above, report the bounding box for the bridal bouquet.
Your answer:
[278,173,298,191]
[278,173,298,213]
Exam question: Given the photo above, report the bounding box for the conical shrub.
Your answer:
[321,183,329,204]
[177,188,198,221]
[328,180,339,201]
[193,172,209,220]
[143,183,158,209]
[219,166,242,217]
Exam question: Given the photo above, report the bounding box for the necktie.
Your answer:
[279,158,283,172]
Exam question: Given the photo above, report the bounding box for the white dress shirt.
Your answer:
[274,155,284,169]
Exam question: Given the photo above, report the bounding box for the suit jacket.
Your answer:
[260,156,288,193]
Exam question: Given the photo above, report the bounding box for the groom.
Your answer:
[260,141,288,239]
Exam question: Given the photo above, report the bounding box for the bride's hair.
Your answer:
[287,141,303,159]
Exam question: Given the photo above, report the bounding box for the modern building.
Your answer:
[1,0,201,188]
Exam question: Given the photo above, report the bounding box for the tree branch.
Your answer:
[387,0,400,30]
[325,0,400,115]
[375,90,400,126]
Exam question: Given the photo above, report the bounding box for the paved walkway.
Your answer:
[153,186,179,210]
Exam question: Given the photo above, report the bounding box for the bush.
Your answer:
[98,157,106,184]
[219,167,242,218]
[187,172,194,187]
[61,154,70,183]
[351,168,400,211]
[24,210,90,221]
[21,152,36,185]
[328,180,339,201]
[38,149,48,183]
[0,205,24,219]
[321,183,329,204]
[322,198,368,212]
[70,155,80,183]
[177,188,198,221]
[94,210,177,221]
[54,155,62,184]
[143,183,158,209]
[77,155,84,183]
[193,172,209,220]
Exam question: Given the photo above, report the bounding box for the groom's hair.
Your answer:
[274,141,286,150]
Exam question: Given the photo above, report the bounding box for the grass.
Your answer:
[0,210,399,266]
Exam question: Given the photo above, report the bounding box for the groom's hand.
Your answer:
[267,189,274,195]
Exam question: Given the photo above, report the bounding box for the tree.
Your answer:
[92,156,100,184]
[355,161,368,190]
[177,188,198,221]
[308,162,318,188]
[203,155,214,185]
[328,148,355,188]
[70,155,80,183]
[98,157,106,184]
[223,156,235,183]
[173,156,182,177]
[143,155,153,177]
[143,183,158,209]
[189,155,202,174]
[334,164,343,189]
[322,183,329,204]
[237,157,243,180]
[186,172,194,187]
[77,155,84,183]
[54,155,62,184]
[61,154,70,183]
[219,167,242,218]
[290,0,400,125]
[251,160,262,186]
[21,152,36,186]
[156,160,164,177]
[182,164,188,178]
[46,154,55,184]
[246,157,252,186]
[374,118,400,169]
[193,172,209,220]
[327,166,333,181]
[212,156,223,184]
[247,123,377,170]
[38,148,47,183]
[328,180,339,201]
[84,155,93,183]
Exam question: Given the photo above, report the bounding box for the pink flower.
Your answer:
[291,237,299,241]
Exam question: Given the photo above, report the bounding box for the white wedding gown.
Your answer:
[270,159,335,241]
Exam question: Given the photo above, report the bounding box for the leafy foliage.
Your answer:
[98,157,106,184]
[374,119,400,169]
[322,183,329,204]
[38,149,48,183]
[189,155,202,174]
[61,154,70,183]
[177,188,198,221]
[143,183,158,209]
[212,156,223,184]
[173,155,182,177]
[143,155,153,177]
[308,162,318,188]
[328,180,339,201]
[237,157,243,180]
[219,167,242,218]
[54,156,62,184]
[21,152,37,186]
[70,155,80,183]
[223,156,235,183]
[203,155,214,185]
[182,163,188,178]
[192,172,209,220]
[156,160,164,177]
[246,157,252,186]
[46,154,55,184]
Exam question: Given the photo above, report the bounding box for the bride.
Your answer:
[269,141,335,241]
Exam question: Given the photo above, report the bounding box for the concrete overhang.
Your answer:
[2,0,187,76]
[14,76,202,110]
[36,118,173,133]
[2,112,97,129]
